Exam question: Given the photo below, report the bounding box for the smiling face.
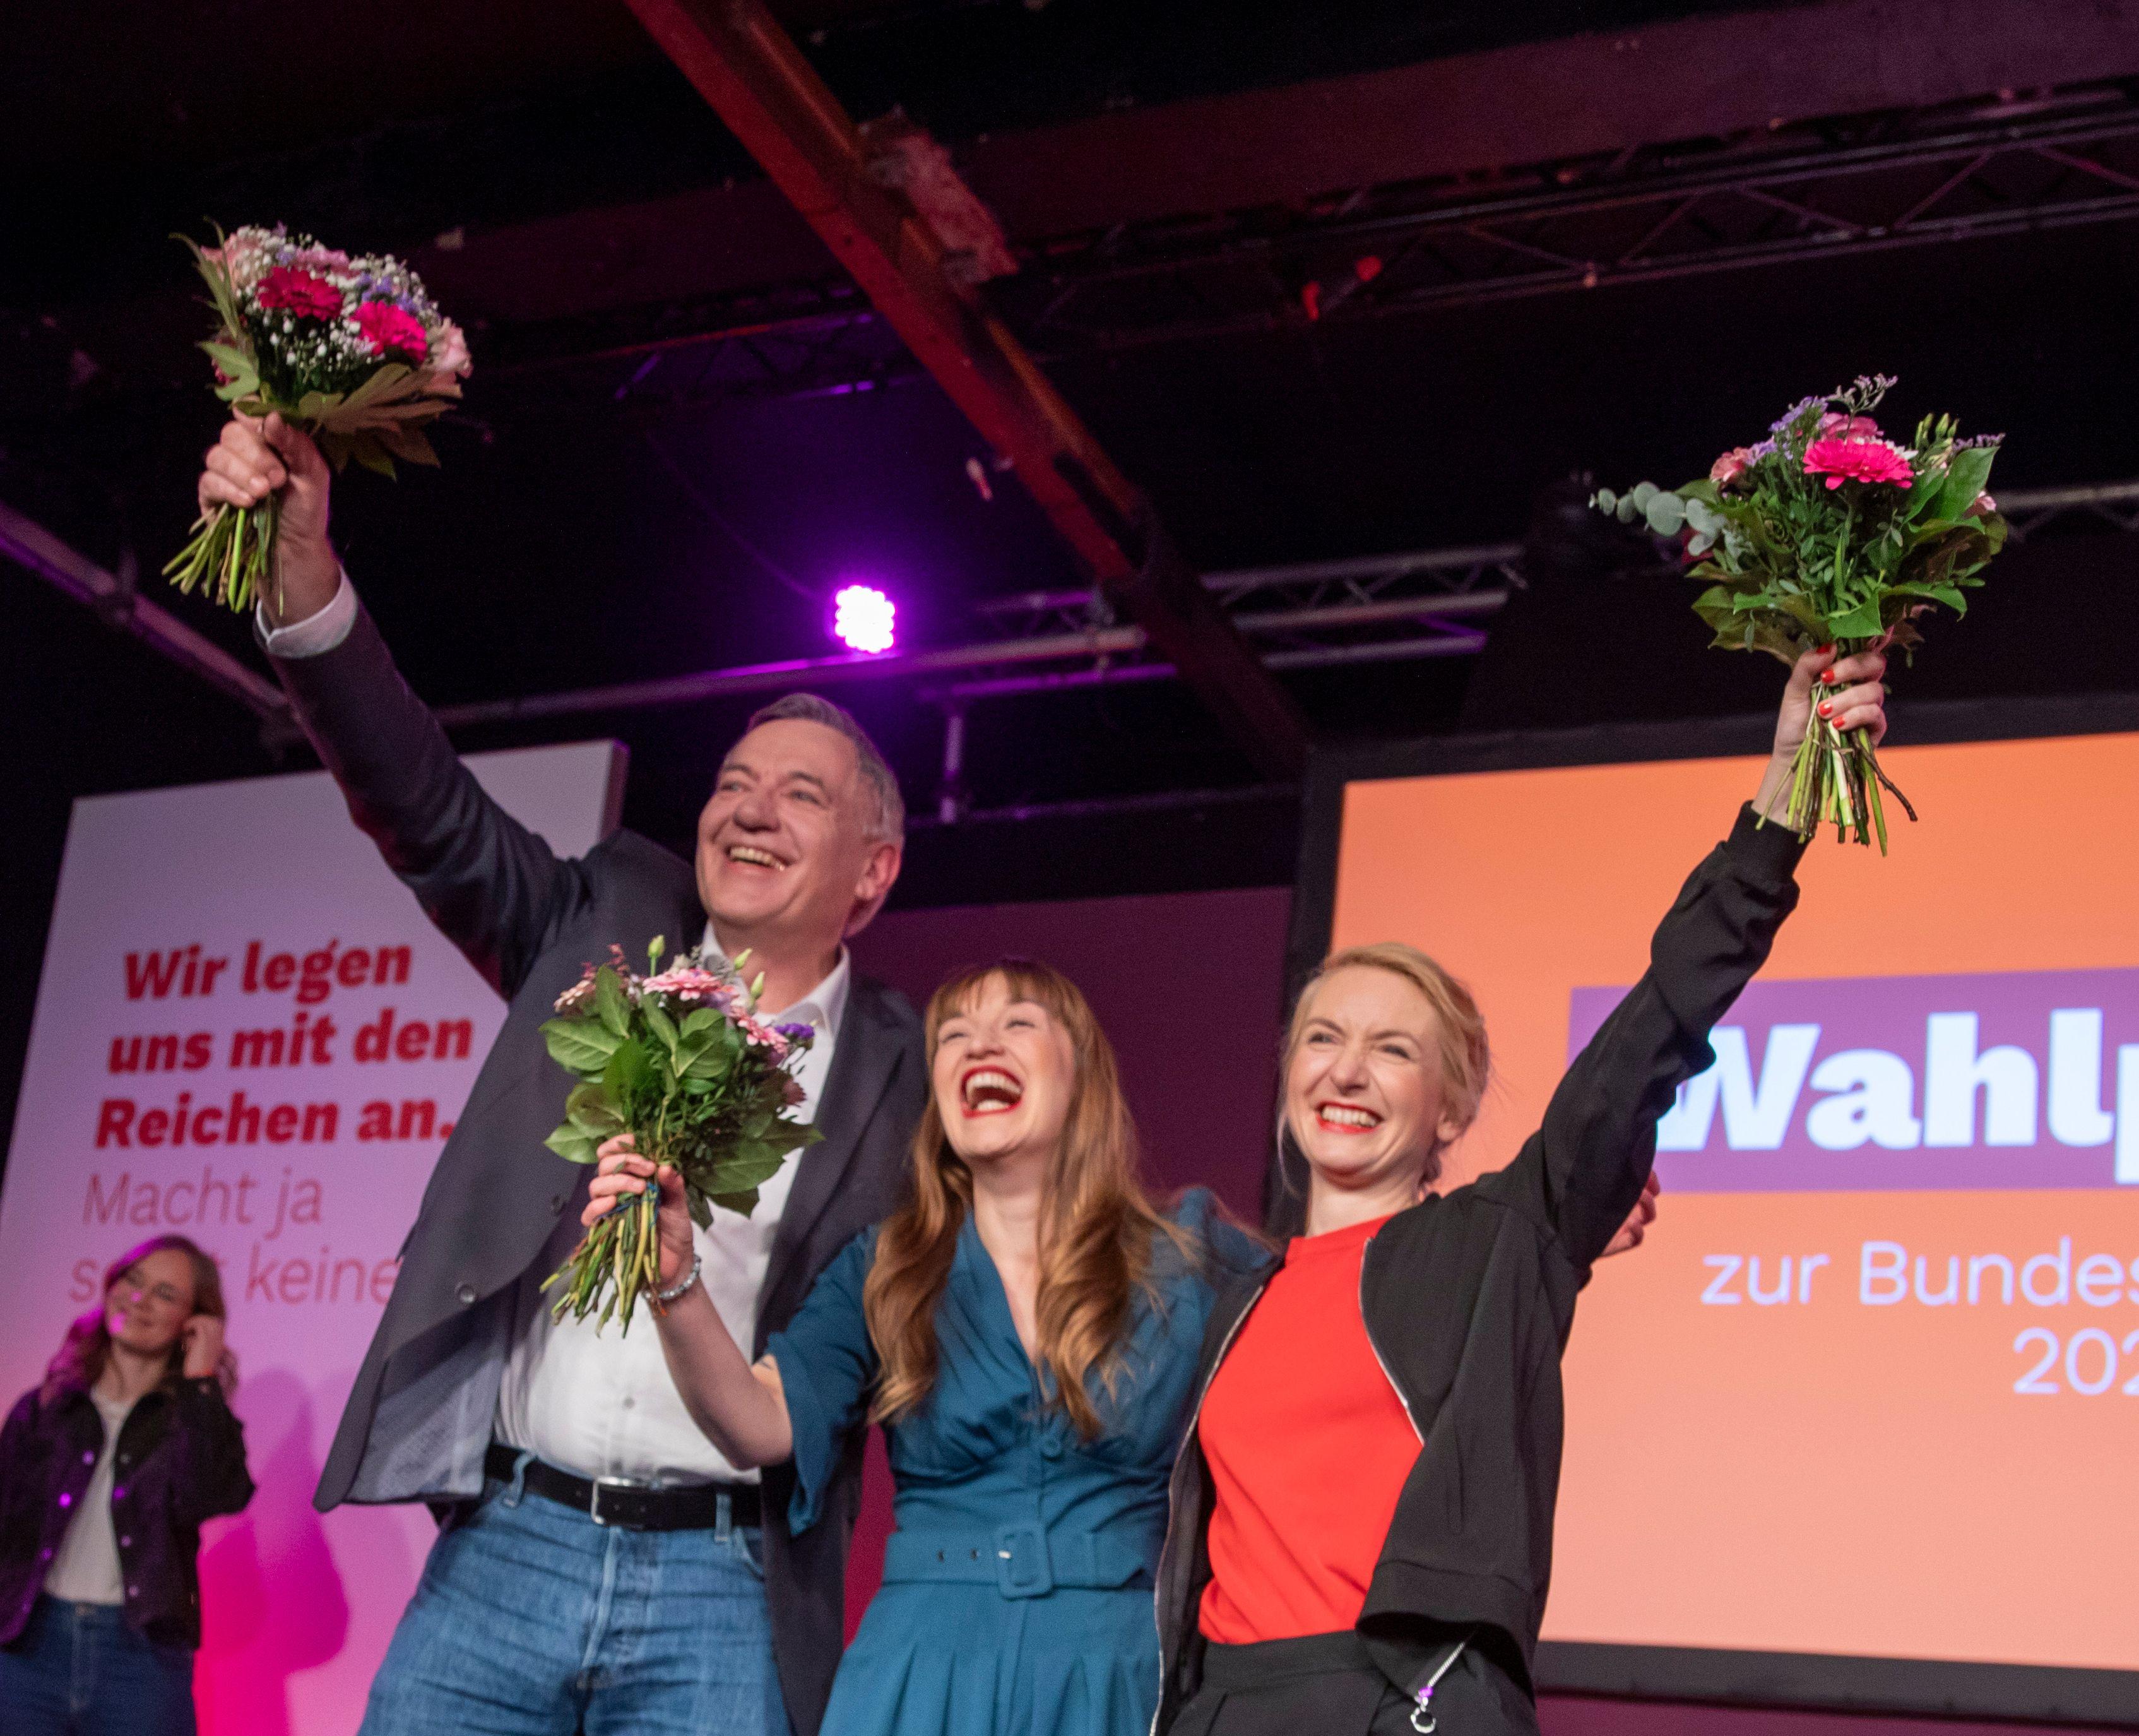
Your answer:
[696,718,899,956]
[1284,964,1459,1204]
[930,973,1080,1172]
[104,1248,197,1360]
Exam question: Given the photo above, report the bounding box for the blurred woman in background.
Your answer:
[0,1234,254,1736]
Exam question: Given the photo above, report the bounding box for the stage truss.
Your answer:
[490,80,2139,410]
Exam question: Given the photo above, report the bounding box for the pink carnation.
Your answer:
[256,266,344,320]
[643,966,730,1002]
[203,231,266,287]
[1803,437,1913,491]
[1817,412,1883,441]
[285,244,353,275]
[353,300,430,362]
[424,319,472,392]
[1709,447,1755,489]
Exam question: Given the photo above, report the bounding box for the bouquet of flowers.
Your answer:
[163,225,473,614]
[540,938,820,1333]
[1592,376,2005,850]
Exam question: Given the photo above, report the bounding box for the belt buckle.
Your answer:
[993,1521,1052,1598]
[588,1475,650,1529]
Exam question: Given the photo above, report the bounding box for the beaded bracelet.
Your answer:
[651,1251,704,1314]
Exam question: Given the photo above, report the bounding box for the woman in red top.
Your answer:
[1154,646,1888,1736]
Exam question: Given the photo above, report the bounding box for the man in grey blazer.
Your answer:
[198,413,927,1736]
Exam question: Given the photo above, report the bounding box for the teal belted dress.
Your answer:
[766,1189,1261,1736]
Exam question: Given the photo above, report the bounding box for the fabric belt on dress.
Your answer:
[484,1443,761,1531]
[880,1521,1163,1600]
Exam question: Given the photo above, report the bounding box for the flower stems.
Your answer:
[162,494,281,614]
[542,1168,665,1335]
[1784,711,1911,853]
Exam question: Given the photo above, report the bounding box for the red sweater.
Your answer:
[1197,1211,1419,1643]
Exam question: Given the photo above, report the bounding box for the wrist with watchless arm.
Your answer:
[652,1251,703,1313]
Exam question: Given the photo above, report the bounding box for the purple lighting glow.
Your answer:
[832,584,896,654]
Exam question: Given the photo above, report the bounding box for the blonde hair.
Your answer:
[1283,942,1491,1182]
[863,958,1186,1439]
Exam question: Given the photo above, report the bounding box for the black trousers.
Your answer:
[1170,1631,1539,1736]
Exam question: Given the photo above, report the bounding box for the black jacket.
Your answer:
[273,602,927,1736]
[1156,806,1806,1727]
[0,1377,254,1649]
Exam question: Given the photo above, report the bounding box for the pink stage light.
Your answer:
[831,583,896,654]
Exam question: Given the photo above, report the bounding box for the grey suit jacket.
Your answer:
[275,603,925,1736]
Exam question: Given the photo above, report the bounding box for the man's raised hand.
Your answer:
[196,412,340,624]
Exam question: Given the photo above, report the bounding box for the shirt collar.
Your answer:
[700,925,851,1047]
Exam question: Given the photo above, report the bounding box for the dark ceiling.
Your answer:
[6,0,2139,922]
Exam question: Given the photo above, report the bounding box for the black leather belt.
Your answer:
[485,1443,761,1531]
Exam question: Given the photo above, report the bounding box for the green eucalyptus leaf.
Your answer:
[350,441,396,480]
[1929,444,1996,523]
[1825,597,1886,639]
[594,967,631,1037]
[543,1124,601,1165]
[643,1001,680,1057]
[564,1081,627,1138]
[605,1037,655,1102]
[542,1016,623,1076]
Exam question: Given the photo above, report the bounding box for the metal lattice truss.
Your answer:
[391,476,2139,738]
[9,479,2130,746]
[1007,82,2139,351]
[498,80,2139,406]
[947,542,1522,702]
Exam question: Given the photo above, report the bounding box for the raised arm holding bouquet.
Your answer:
[1594,375,2005,850]
[164,225,471,615]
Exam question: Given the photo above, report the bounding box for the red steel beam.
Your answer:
[619,0,1310,778]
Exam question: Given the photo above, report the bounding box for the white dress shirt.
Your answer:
[262,580,850,1487]
[257,571,359,658]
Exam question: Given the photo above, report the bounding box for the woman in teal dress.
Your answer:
[584,956,1264,1736]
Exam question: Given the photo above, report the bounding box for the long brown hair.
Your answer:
[863,959,1185,1439]
[42,1235,235,1403]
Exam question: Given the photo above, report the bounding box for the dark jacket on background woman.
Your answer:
[1154,807,1807,1731]
[0,1376,254,1648]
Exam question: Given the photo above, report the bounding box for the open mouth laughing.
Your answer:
[961,1066,1025,1117]
[724,843,788,872]
[1314,1100,1383,1134]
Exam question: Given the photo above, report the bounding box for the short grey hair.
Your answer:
[745,692,906,842]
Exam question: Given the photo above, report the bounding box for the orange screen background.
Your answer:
[1329,734,2139,1673]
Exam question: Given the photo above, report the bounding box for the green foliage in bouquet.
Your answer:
[538,938,821,1333]
[1592,376,2006,850]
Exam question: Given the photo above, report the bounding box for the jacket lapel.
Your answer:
[762,979,904,1307]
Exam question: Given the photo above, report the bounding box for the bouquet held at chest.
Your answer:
[163,225,472,614]
[540,939,821,1333]
[1593,376,2006,850]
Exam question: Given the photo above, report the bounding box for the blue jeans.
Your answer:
[0,1596,196,1736]
[358,1463,788,1736]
